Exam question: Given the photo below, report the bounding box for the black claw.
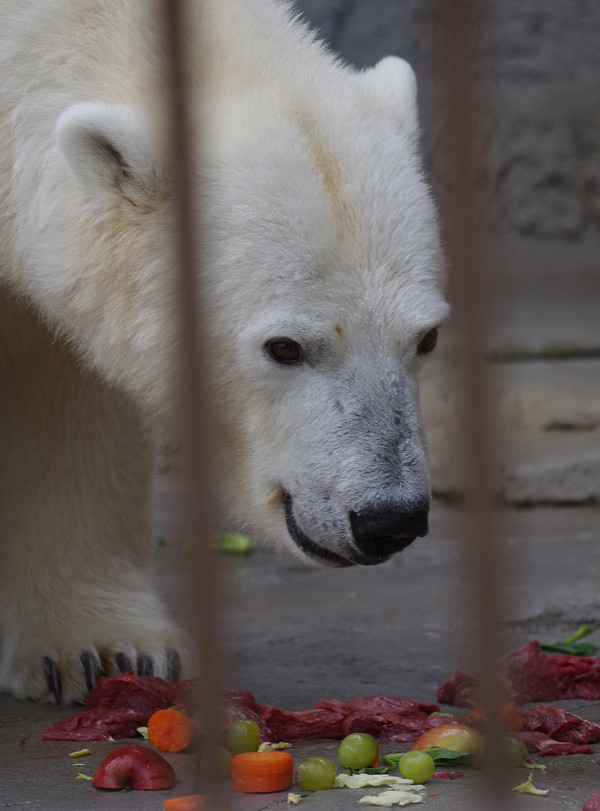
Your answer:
[80,652,99,693]
[42,657,63,705]
[115,652,132,674]
[166,649,181,684]
[137,656,153,676]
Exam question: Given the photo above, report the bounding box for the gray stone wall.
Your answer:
[295,0,600,246]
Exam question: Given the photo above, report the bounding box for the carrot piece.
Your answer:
[370,756,381,768]
[501,701,523,734]
[163,794,231,811]
[147,708,194,753]
[464,701,523,734]
[230,751,294,793]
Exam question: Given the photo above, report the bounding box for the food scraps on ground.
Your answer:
[384,747,474,770]
[397,751,435,784]
[438,640,600,707]
[258,741,292,751]
[357,788,425,806]
[338,732,379,770]
[540,625,598,658]
[230,750,294,793]
[294,756,337,791]
[582,791,600,811]
[335,774,419,790]
[42,672,195,741]
[41,637,600,792]
[410,724,484,758]
[68,748,91,758]
[227,718,261,754]
[512,773,549,796]
[462,701,522,734]
[514,731,595,757]
[287,792,302,805]
[431,771,464,780]
[92,744,175,790]
[147,708,194,752]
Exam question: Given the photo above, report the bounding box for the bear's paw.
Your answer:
[0,605,194,705]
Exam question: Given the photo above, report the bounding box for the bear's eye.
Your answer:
[265,338,303,364]
[417,327,438,356]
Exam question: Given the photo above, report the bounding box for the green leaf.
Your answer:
[421,747,476,767]
[351,765,396,775]
[540,641,598,657]
[540,625,597,657]
[383,748,475,769]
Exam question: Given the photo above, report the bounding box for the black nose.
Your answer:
[349,505,429,563]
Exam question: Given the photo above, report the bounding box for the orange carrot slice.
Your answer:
[463,701,523,734]
[148,708,194,753]
[230,751,294,793]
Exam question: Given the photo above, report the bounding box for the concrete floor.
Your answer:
[2,499,599,810]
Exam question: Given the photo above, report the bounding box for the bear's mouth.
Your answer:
[282,492,368,568]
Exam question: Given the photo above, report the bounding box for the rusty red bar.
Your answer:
[161,0,222,799]
[437,1,511,805]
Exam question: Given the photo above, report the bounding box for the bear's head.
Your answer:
[55,56,448,567]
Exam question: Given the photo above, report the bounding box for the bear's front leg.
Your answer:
[0,312,192,703]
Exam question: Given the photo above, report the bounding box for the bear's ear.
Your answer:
[55,102,163,209]
[361,56,419,143]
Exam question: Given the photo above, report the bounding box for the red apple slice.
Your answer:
[93,744,175,790]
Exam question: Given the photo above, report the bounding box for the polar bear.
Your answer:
[0,0,448,704]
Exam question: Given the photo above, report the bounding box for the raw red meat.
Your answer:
[501,642,560,704]
[42,673,200,741]
[518,705,600,744]
[42,673,175,741]
[313,696,440,743]
[583,792,600,811]
[340,711,388,738]
[436,670,480,709]
[256,704,345,741]
[515,730,593,757]
[438,641,600,707]
[42,656,600,759]
[315,695,439,724]
[42,676,442,743]
[84,672,171,714]
[552,654,600,701]
[250,695,442,743]
[220,688,274,740]
[431,771,464,780]
[42,707,149,741]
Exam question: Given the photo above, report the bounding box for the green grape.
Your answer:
[502,736,528,767]
[227,719,261,755]
[398,751,435,784]
[337,733,378,770]
[294,757,337,791]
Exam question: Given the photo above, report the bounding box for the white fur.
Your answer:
[0,0,448,702]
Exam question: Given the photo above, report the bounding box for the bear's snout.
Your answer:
[349,503,429,564]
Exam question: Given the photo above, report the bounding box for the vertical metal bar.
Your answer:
[161,0,222,801]
[437,1,510,805]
